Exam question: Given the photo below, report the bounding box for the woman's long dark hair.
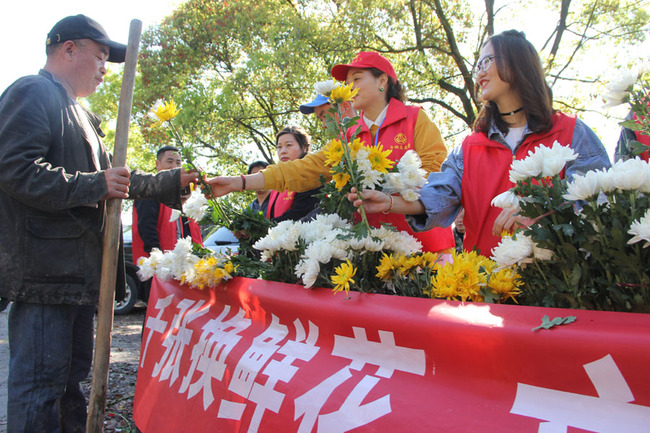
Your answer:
[368,68,406,103]
[275,125,311,159]
[473,30,553,135]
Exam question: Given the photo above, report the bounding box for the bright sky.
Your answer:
[0,0,183,91]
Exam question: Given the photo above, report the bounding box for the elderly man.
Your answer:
[0,15,196,432]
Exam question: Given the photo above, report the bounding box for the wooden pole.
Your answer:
[86,19,142,433]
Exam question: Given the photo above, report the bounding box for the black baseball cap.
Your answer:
[46,15,126,63]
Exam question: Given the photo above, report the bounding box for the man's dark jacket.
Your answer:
[0,70,181,305]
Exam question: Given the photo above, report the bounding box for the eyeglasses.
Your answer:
[473,55,496,79]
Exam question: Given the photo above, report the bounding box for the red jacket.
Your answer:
[132,203,203,265]
[355,99,455,253]
[461,113,576,255]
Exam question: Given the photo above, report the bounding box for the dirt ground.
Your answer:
[81,304,148,433]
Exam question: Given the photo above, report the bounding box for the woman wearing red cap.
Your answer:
[347,30,611,256]
[208,51,455,253]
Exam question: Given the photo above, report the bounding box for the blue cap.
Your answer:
[299,93,330,114]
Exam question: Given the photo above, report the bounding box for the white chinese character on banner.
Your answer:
[294,326,427,433]
[178,305,252,410]
[152,299,210,386]
[510,354,650,432]
[140,294,174,368]
[247,319,320,432]
[217,314,289,423]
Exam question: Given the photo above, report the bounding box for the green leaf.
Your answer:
[532,315,577,332]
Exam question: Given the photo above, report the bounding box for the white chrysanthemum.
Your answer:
[491,235,533,266]
[382,172,405,194]
[294,257,322,288]
[603,70,637,107]
[137,248,165,281]
[563,170,602,201]
[628,209,650,248]
[372,226,422,255]
[401,189,420,202]
[491,189,521,211]
[348,234,383,251]
[608,157,650,191]
[254,220,302,253]
[355,148,383,189]
[509,148,545,182]
[183,190,209,222]
[168,237,200,280]
[540,141,578,177]
[314,80,337,97]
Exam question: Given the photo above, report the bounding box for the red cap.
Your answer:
[331,51,397,82]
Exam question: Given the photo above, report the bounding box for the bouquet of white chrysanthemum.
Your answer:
[491,143,650,311]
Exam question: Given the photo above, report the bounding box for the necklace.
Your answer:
[499,107,524,116]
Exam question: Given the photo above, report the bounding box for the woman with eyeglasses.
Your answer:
[208,51,456,254]
[347,30,611,256]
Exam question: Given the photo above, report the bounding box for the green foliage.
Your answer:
[531,314,577,332]
[227,207,276,259]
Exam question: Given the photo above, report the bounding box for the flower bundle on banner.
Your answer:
[137,238,238,289]
[604,64,650,157]
[491,143,650,311]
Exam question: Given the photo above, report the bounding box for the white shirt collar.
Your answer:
[363,104,389,130]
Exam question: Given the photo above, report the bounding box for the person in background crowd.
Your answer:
[299,80,357,127]
[207,51,455,254]
[347,30,611,256]
[0,15,197,432]
[453,208,466,253]
[615,109,650,161]
[132,145,203,297]
[247,160,271,214]
[266,126,321,222]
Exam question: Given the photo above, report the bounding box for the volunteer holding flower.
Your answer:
[348,30,611,256]
[208,51,455,253]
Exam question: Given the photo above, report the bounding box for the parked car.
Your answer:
[203,227,240,255]
[114,226,147,315]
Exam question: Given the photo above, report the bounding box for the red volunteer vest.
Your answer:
[354,99,455,253]
[266,190,296,219]
[132,203,204,265]
[461,112,577,256]
[632,113,650,162]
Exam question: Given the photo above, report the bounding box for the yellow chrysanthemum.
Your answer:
[488,267,523,303]
[152,100,180,125]
[420,252,440,269]
[329,82,359,104]
[332,172,351,190]
[331,260,357,295]
[367,144,394,173]
[348,137,364,158]
[324,138,344,167]
[376,253,398,281]
[429,269,462,300]
[397,255,421,276]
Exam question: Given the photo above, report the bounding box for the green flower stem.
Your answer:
[167,121,230,226]
[335,102,372,234]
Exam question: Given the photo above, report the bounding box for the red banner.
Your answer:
[133,277,650,433]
